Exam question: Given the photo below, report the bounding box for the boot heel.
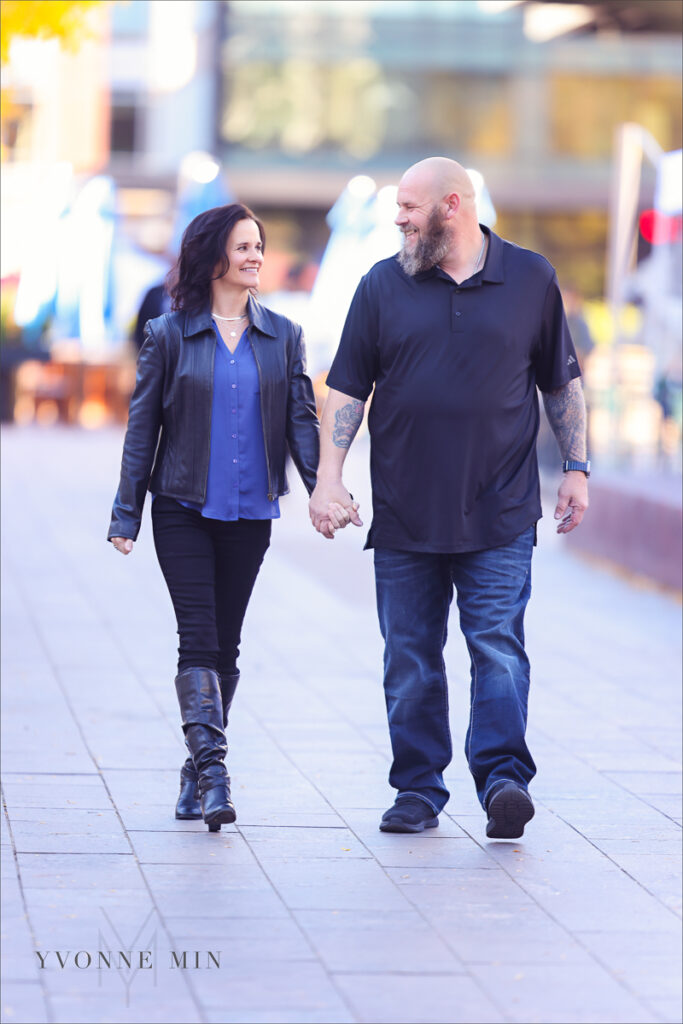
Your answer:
[204,804,237,830]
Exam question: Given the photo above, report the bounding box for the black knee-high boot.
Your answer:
[174,667,236,832]
[175,671,239,820]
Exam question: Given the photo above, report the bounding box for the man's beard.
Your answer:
[397,206,451,276]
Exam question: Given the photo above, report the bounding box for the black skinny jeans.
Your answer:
[151,496,271,676]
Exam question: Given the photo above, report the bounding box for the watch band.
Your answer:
[562,459,591,477]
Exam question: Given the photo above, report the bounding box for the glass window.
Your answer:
[221,62,512,160]
[551,75,682,158]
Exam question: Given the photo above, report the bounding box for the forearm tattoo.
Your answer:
[332,400,365,449]
[542,378,587,460]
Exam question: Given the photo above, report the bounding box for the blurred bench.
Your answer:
[566,470,682,592]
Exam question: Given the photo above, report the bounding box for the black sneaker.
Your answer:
[379,797,439,833]
[485,781,534,839]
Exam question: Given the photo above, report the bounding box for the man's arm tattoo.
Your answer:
[332,400,365,449]
[542,378,587,460]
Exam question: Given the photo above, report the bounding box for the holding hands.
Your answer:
[309,481,363,540]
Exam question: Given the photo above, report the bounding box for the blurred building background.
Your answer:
[1,0,682,557]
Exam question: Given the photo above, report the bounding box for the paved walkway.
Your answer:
[1,425,681,1024]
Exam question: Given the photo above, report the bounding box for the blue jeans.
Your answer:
[374,526,536,813]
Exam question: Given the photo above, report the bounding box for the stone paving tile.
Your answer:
[1,774,112,811]
[143,872,286,921]
[17,852,145,890]
[513,871,680,933]
[639,793,683,819]
[293,908,463,974]
[128,829,257,865]
[369,837,502,871]
[385,866,534,910]
[21,887,157,918]
[332,972,505,1024]
[258,857,412,912]
[206,1011,357,1024]
[468,963,659,1023]
[99,769,191,812]
[1,874,40,985]
[290,773,395,809]
[646,998,683,1024]
[10,817,130,856]
[240,824,372,860]
[451,922,591,967]
[47,990,201,1024]
[164,915,316,961]
[236,810,348,828]
[198,960,354,1015]
[576,928,682,1002]
[1,981,49,1024]
[603,771,683,796]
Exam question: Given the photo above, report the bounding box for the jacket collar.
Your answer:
[246,294,277,337]
[183,295,277,339]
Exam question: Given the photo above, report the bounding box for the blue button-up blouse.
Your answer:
[179,324,280,521]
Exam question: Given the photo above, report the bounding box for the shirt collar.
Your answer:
[481,227,504,283]
[183,295,277,339]
[410,225,505,286]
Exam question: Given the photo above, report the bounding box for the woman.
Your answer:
[108,204,320,832]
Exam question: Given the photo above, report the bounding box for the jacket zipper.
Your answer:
[248,329,275,501]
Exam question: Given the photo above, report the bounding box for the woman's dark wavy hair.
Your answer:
[167,204,266,312]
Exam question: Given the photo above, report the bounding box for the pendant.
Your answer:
[230,331,236,338]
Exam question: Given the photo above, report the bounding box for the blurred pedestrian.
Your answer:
[133,281,171,352]
[562,285,595,372]
[309,157,589,840]
[108,204,319,832]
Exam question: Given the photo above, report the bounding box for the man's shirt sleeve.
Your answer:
[534,272,582,393]
[325,274,379,402]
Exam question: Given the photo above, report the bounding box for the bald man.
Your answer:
[309,157,589,839]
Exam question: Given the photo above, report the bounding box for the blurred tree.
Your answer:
[0,1,104,64]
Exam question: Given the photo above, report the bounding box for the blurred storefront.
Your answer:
[1,0,681,477]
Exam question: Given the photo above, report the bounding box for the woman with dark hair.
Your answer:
[108,203,321,832]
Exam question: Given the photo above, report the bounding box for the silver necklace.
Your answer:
[212,311,247,339]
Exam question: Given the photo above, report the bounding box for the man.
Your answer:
[309,157,589,840]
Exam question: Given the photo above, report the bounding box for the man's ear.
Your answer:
[443,192,460,220]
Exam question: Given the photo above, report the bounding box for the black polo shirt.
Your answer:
[326,228,581,553]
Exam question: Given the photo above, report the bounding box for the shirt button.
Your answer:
[232,458,238,464]
[230,360,235,365]
[231,384,237,389]
[232,433,237,438]
[455,311,462,317]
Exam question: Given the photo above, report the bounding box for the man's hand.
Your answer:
[554,471,588,534]
[309,483,363,540]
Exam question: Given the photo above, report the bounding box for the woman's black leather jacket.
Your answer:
[108,297,319,541]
